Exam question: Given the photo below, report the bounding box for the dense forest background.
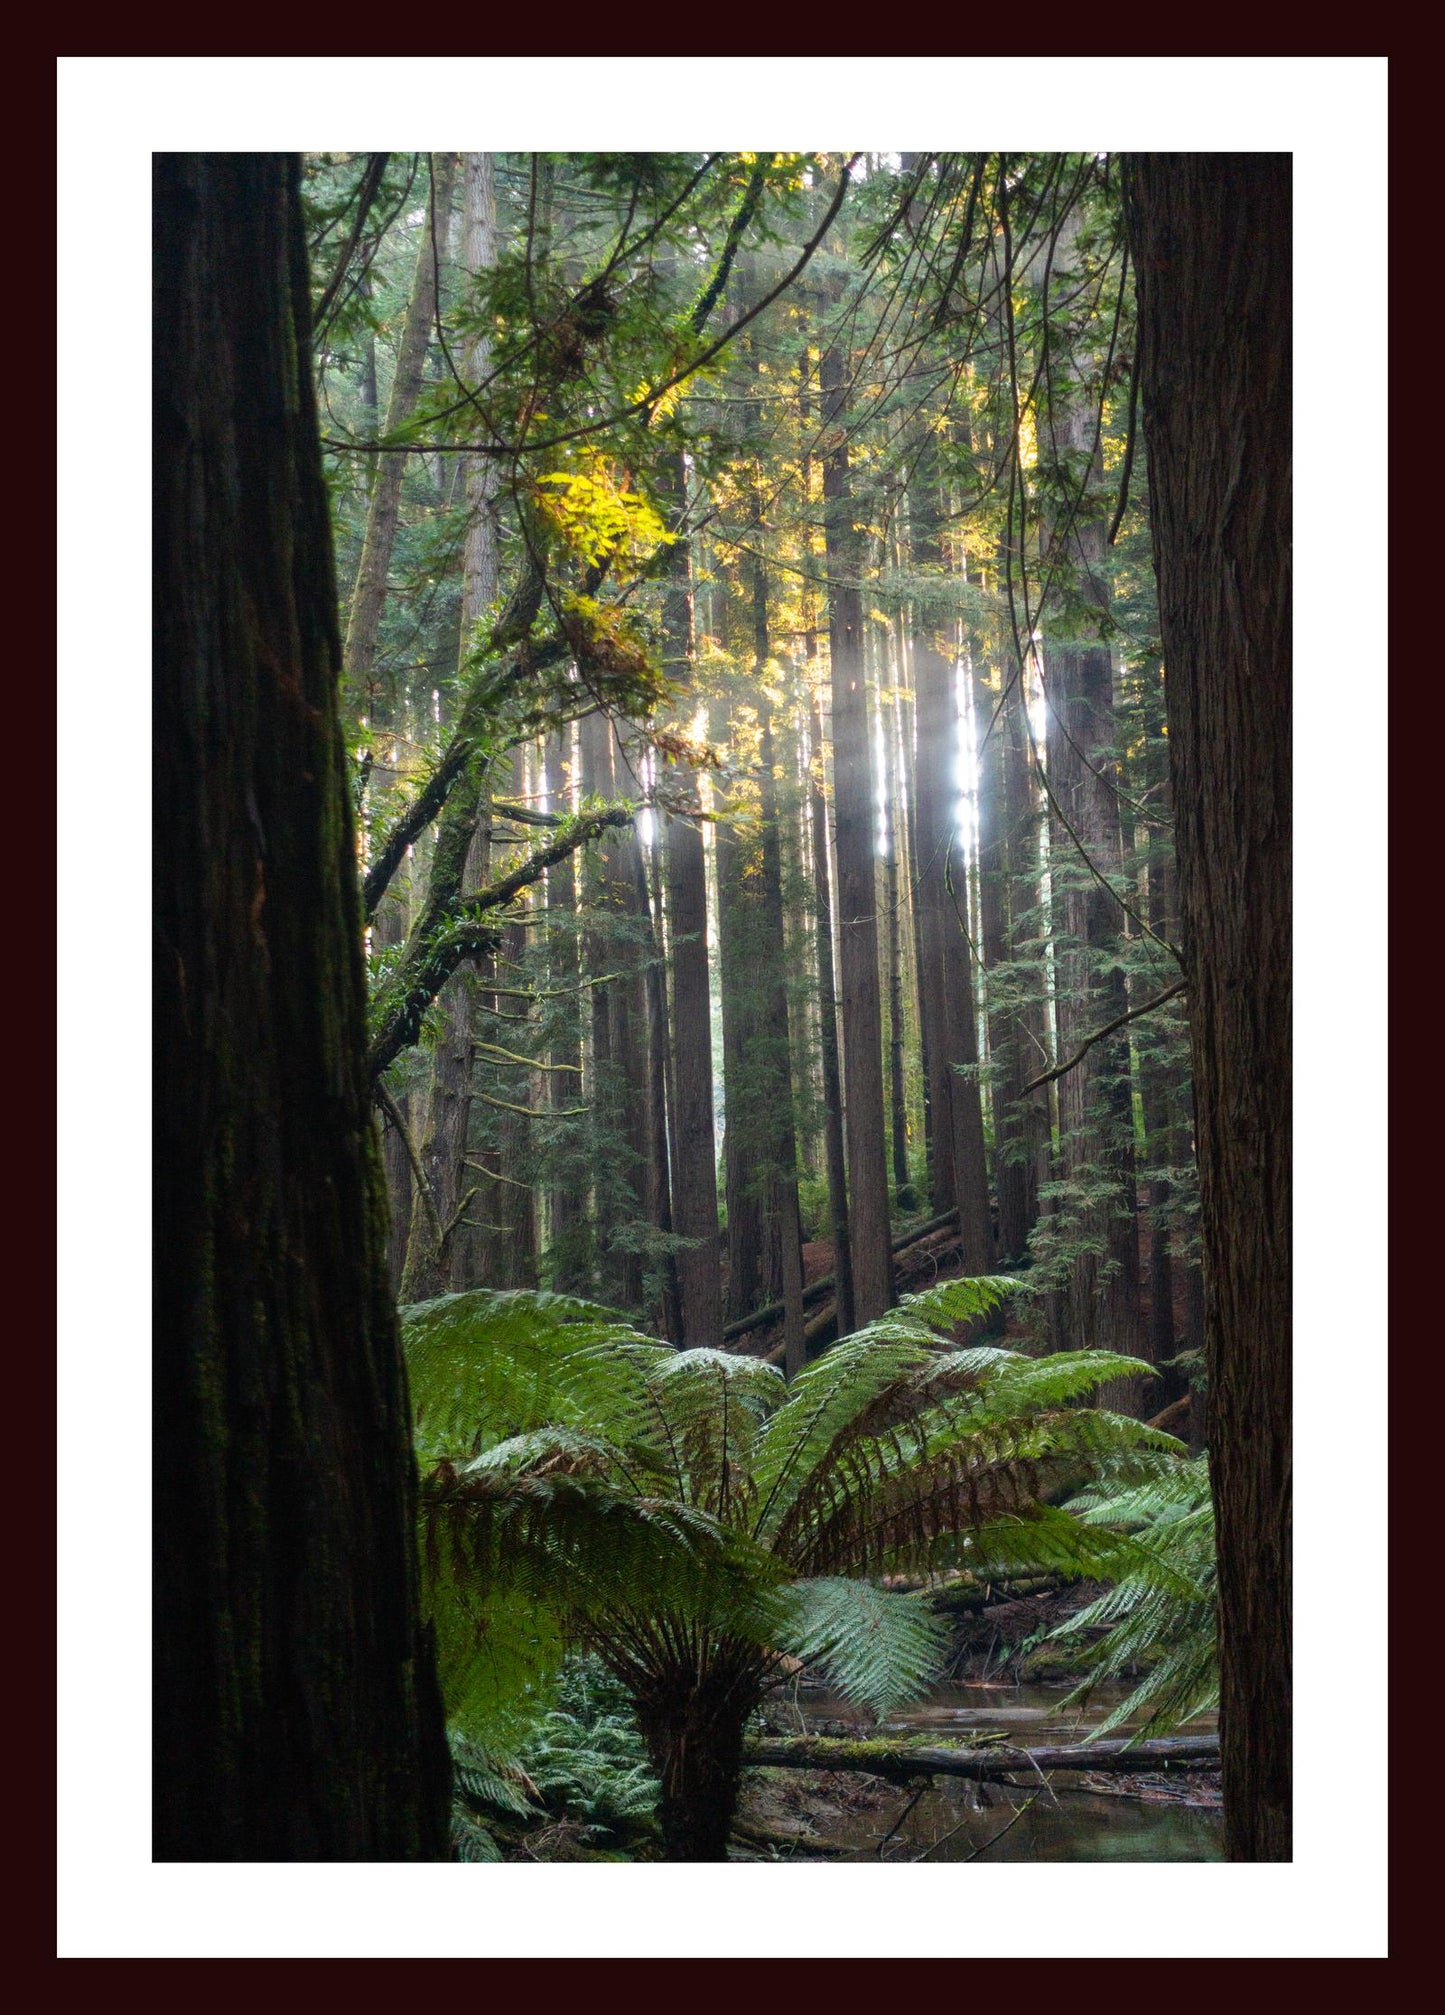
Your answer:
[64,54,1387,1961]
[321,149,1201,1401]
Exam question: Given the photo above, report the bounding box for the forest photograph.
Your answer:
[59,54,1385,1962]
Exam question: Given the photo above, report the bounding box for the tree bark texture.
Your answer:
[153,152,450,1861]
[1127,150,1292,1863]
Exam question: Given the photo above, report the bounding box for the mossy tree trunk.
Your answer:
[153,152,450,1861]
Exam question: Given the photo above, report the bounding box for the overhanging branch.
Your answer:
[367,803,636,1080]
[1022,980,1187,1095]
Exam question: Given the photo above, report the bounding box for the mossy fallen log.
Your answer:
[742,1733,1219,1782]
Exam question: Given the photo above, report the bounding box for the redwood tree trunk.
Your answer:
[1127,151,1292,1864]
[808,688,855,1335]
[659,452,724,1347]
[153,152,449,1861]
[1040,371,1144,1382]
[665,792,723,1342]
[909,437,992,1270]
[821,338,893,1321]
[343,152,457,708]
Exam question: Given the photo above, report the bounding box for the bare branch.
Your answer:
[1022,981,1187,1094]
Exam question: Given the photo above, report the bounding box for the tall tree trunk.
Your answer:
[977,663,1037,1262]
[479,745,539,1290]
[888,605,925,1206]
[1136,785,1188,1408]
[711,680,767,1325]
[610,725,653,1313]
[153,151,449,1861]
[399,152,500,1300]
[1127,151,1292,1863]
[1041,394,1144,1373]
[821,337,893,1321]
[658,453,723,1347]
[798,349,853,1330]
[759,703,807,1378]
[908,436,992,1270]
[747,516,807,1375]
[629,753,680,1339]
[579,707,618,1300]
[808,688,854,1335]
[880,632,916,1210]
[541,725,590,1293]
[343,152,458,710]
[997,653,1048,1261]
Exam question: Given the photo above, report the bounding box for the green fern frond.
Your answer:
[1045,1455,1219,1738]
[449,1730,540,1816]
[782,1577,950,1720]
[451,1810,504,1861]
[402,1288,642,1462]
[894,1273,1029,1334]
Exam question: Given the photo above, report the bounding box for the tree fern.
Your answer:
[398,1282,1185,1856]
[1044,1456,1218,1738]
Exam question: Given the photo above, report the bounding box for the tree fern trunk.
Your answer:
[634,1659,759,1863]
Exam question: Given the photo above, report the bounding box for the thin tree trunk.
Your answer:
[481,745,539,1289]
[747,512,807,1375]
[541,725,590,1293]
[908,436,992,1270]
[398,152,501,1300]
[821,336,893,1321]
[880,631,916,1210]
[977,664,1035,1262]
[153,152,449,1861]
[798,346,853,1331]
[631,758,681,1339]
[343,152,458,709]
[580,706,624,1303]
[712,677,767,1325]
[1041,380,1144,1375]
[656,453,723,1347]
[998,653,1048,1260]
[1128,151,1292,1863]
[610,725,653,1313]
[808,689,854,1335]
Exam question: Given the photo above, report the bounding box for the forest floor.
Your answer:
[734,1583,1222,1861]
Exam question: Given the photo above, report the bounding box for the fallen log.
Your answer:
[724,1210,961,1343]
[741,1733,1219,1783]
